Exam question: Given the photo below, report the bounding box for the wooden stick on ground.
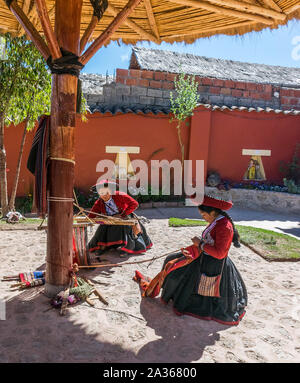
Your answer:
[78,248,183,269]
[83,277,108,305]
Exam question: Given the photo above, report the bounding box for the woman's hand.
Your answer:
[191,236,202,247]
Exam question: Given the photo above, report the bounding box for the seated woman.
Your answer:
[88,180,152,257]
[134,195,247,326]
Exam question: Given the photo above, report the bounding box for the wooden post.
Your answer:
[44,0,82,297]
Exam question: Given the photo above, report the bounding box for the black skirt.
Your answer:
[161,252,248,325]
[88,218,152,255]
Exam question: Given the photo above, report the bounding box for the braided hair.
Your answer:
[198,204,241,248]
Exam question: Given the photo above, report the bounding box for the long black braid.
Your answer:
[198,205,241,248]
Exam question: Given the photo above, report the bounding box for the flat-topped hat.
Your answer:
[201,194,233,211]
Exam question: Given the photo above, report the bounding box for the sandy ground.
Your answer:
[0,218,300,363]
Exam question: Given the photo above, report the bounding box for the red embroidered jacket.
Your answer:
[88,191,139,219]
[201,217,234,260]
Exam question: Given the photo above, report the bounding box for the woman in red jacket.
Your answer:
[134,195,247,325]
[88,181,152,257]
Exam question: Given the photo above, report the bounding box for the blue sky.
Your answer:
[82,19,300,75]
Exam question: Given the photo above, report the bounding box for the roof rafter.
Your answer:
[205,0,286,20]
[80,15,99,54]
[17,0,31,36]
[167,0,274,25]
[6,0,50,60]
[144,0,160,40]
[80,0,144,65]
[107,4,160,43]
[257,0,282,13]
[35,0,61,59]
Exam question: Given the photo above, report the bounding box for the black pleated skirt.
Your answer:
[88,220,152,255]
[161,252,248,325]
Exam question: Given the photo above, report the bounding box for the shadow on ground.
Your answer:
[0,256,230,363]
[135,297,229,363]
[0,286,138,363]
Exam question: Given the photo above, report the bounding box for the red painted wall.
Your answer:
[5,122,35,197]
[75,112,190,193]
[206,108,300,183]
[4,107,299,198]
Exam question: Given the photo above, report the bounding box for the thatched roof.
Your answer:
[1,1,300,45]
[131,47,300,87]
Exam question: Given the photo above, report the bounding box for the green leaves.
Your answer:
[170,71,199,123]
[169,71,199,165]
[0,33,51,130]
[0,33,88,128]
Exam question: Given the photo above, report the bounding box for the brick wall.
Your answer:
[113,68,300,111]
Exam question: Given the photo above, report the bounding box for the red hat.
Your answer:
[201,194,233,210]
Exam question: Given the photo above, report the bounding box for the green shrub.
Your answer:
[283,178,300,194]
[15,195,32,214]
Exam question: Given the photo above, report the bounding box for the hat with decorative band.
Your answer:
[201,194,233,210]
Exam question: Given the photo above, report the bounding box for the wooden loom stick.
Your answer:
[78,248,183,269]
[73,191,94,225]
[83,277,108,305]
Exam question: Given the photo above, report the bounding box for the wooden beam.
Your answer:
[80,15,99,54]
[107,4,160,43]
[17,0,32,36]
[168,0,274,25]
[144,0,160,39]
[258,0,282,13]
[205,0,286,20]
[35,0,61,59]
[7,0,50,60]
[80,0,143,65]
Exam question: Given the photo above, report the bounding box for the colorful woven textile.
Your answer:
[19,271,46,288]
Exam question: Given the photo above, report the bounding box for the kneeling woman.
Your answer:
[88,181,152,257]
[134,195,247,325]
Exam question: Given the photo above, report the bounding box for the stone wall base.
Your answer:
[197,187,300,215]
